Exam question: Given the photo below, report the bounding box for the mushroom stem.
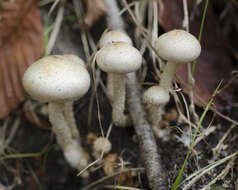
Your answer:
[145,103,165,129]
[64,101,80,140]
[107,73,114,100]
[112,73,131,126]
[49,102,89,173]
[159,61,179,90]
[49,102,72,147]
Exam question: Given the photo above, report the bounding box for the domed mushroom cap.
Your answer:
[63,54,86,67]
[23,55,90,103]
[143,86,170,105]
[156,29,201,63]
[93,137,112,154]
[96,42,142,73]
[99,30,132,48]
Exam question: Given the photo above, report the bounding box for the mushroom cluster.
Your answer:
[22,29,201,177]
[143,29,201,131]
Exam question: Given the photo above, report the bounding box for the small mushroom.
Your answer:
[143,30,201,129]
[93,137,112,158]
[143,86,170,127]
[99,30,132,100]
[99,30,132,48]
[96,42,142,127]
[23,55,90,175]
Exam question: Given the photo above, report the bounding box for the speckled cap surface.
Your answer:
[156,29,201,63]
[99,30,132,48]
[143,86,170,105]
[96,42,142,73]
[23,55,90,103]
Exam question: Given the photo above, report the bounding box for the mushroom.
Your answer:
[93,137,112,158]
[23,55,91,175]
[143,29,201,129]
[96,42,142,127]
[99,30,133,100]
[156,29,201,91]
[99,30,132,48]
[143,86,170,127]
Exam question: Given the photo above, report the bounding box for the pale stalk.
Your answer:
[112,73,131,127]
[107,73,114,101]
[48,102,89,175]
[145,103,165,129]
[159,61,179,90]
[64,101,80,140]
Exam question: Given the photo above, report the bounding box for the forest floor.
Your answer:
[0,0,238,190]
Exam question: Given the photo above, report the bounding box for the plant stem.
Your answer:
[127,73,167,190]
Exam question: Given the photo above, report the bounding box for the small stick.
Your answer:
[82,168,145,190]
[126,73,167,190]
[46,0,65,55]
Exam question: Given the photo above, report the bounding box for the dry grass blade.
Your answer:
[82,168,145,190]
[182,151,238,190]
[104,185,143,190]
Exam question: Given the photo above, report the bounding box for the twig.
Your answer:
[201,156,236,190]
[126,73,167,190]
[182,0,190,31]
[104,185,143,190]
[48,0,60,16]
[213,124,236,155]
[182,151,238,190]
[81,168,145,190]
[182,0,200,125]
[104,0,125,30]
[46,0,65,55]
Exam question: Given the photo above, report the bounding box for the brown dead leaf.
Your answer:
[0,0,44,118]
[157,1,233,114]
[103,153,118,176]
[83,0,106,28]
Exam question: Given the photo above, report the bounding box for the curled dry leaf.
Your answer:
[0,0,44,118]
[83,0,106,28]
[157,0,233,114]
[103,153,118,176]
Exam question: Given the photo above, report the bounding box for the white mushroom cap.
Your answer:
[23,55,90,103]
[63,54,86,68]
[93,137,112,154]
[143,86,170,106]
[155,29,201,63]
[99,30,132,48]
[96,42,142,73]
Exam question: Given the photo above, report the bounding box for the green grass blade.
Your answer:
[0,144,55,162]
[191,0,209,77]
[171,80,223,190]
